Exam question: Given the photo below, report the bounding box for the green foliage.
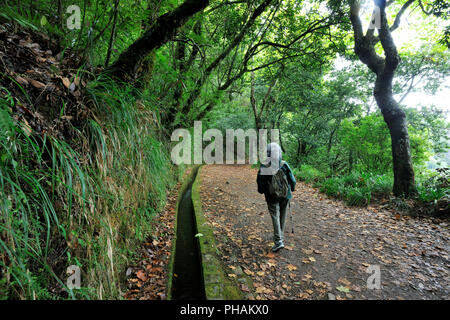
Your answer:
[207,96,254,132]
[0,6,40,31]
[416,168,449,203]
[1,92,83,299]
[339,114,393,174]
[292,165,327,185]
[406,106,449,159]
[0,74,178,299]
[1,0,449,299]
[293,165,393,207]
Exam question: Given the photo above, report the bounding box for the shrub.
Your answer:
[293,165,326,184]
[294,165,392,207]
[416,168,449,203]
[319,177,342,197]
[367,174,393,196]
[343,186,371,206]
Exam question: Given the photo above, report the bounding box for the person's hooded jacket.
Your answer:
[257,143,296,203]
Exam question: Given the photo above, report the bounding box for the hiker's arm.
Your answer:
[285,163,296,192]
[256,170,265,194]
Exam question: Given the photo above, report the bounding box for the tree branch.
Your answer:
[181,0,273,116]
[205,0,246,13]
[349,0,384,74]
[104,0,209,80]
[390,0,415,32]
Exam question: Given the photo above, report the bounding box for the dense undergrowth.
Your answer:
[293,164,449,210]
[1,0,449,301]
[0,79,178,300]
[0,13,179,299]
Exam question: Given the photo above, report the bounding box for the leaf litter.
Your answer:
[198,164,450,300]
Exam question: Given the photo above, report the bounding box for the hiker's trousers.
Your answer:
[267,198,289,244]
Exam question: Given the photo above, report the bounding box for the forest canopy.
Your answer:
[0,0,449,299]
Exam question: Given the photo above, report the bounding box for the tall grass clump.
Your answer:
[81,76,177,298]
[0,88,93,299]
[0,74,179,299]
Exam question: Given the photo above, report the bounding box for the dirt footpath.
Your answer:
[199,164,450,300]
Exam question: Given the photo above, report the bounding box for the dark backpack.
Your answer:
[267,161,289,201]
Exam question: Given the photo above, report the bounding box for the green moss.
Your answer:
[167,165,251,300]
[191,166,249,300]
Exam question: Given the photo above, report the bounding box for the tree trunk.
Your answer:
[349,0,416,197]
[296,138,302,166]
[374,75,415,196]
[327,122,339,154]
[180,0,273,117]
[164,20,202,128]
[250,71,261,131]
[57,0,64,29]
[104,0,120,67]
[164,36,186,127]
[105,0,209,80]
[276,113,285,153]
[137,0,163,87]
[348,150,353,174]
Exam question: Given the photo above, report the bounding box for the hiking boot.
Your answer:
[272,242,284,252]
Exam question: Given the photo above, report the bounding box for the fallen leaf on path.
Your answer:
[302,258,311,264]
[267,259,277,267]
[255,286,272,294]
[241,284,250,292]
[286,264,297,271]
[136,270,147,282]
[302,274,312,281]
[15,76,29,86]
[61,77,70,89]
[336,286,350,293]
[351,285,361,292]
[30,79,45,89]
[338,278,351,286]
[298,292,309,299]
[244,269,254,276]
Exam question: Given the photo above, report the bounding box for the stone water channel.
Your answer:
[169,166,251,300]
[170,166,206,300]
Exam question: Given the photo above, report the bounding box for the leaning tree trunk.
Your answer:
[105,0,209,80]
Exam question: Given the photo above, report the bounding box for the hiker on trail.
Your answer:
[257,142,296,252]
